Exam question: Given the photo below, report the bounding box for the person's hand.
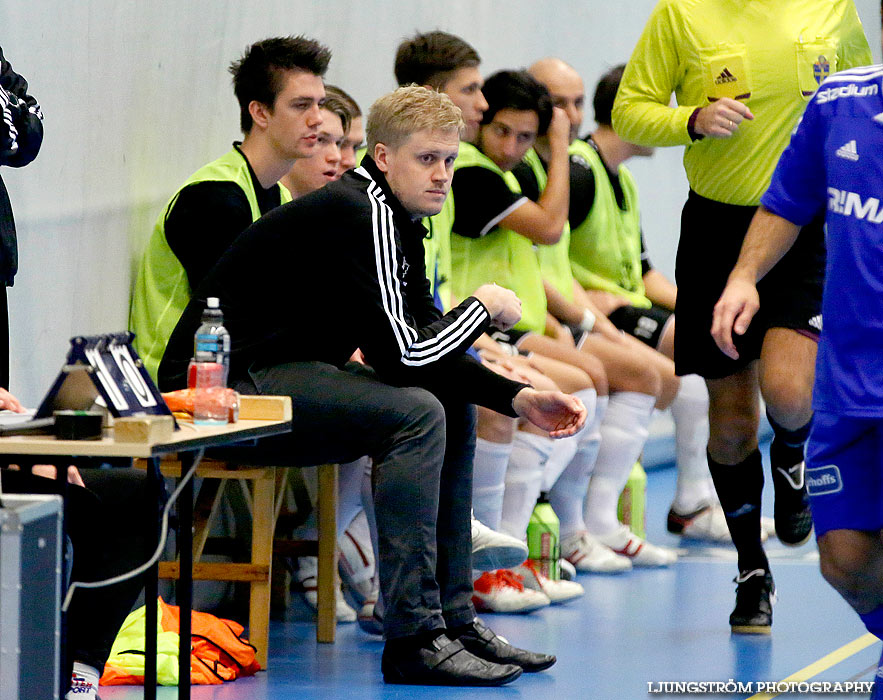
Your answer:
[0,387,25,413]
[547,107,571,153]
[473,284,522,330]
[512,387,587,438]
[695,98,754,139]
[584,289,629,315]
[349,348,366,365]
[711,275,760,360]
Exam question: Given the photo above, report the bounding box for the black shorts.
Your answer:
[608,304,673,350]
[489,328,534,353]
[674,190,824,379]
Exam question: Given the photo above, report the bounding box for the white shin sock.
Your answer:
[669,374,714,513]
[472,437,515,530]
[549,393,607,538]
[584,391,656,536]
[500,430,556,539]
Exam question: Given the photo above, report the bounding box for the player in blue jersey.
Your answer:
[712,63,883,691]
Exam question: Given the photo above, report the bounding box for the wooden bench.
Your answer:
[135,397,339,668]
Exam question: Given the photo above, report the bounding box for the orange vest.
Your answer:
[100,597,260,686]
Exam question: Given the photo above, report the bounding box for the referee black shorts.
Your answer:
[674,190,824,379]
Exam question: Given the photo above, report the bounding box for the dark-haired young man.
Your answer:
[394,31,488,147]
[450,70,676,573]
[393,33,556,610]
[394,30,489,309]
[130,35,330,381]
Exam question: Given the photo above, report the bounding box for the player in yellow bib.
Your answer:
[451,70,678,569]
[130,37,330,382]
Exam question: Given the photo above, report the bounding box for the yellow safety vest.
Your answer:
[129,149,290,381]
[449,143,548,334]
[567,139,650,308]
[521,148,574,302]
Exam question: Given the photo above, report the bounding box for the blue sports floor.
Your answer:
[101,446,880,700]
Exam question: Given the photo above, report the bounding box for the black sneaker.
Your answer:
[730,569,776,634]
[771,461,813,546]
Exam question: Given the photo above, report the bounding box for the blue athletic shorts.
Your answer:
[805,411,883,537]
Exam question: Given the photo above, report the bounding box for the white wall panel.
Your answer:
[0,0,879,403]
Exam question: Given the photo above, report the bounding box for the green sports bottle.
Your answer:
[527,492,560,580]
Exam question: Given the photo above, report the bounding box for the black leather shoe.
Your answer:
[730,569,776,634]
[382,633,523,686]
[456,619,556,672]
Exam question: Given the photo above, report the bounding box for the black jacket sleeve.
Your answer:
[0,48,42,285]
[0,47,42,167]
[343,197,530,406]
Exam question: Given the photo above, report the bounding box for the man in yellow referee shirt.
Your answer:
[613,0,871,634]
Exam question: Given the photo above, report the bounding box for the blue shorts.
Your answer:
[805,411,883,537]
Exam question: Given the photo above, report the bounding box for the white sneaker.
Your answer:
[595,524,678,567]
[667,503,732,542]
[559,557,577,580]
[562,531,632,573]
[471,516,529,571]
[511,560,585,604]
[669,503,771,544]
[296,555,357,622]
[472,570,550,613]
[357,598,383,635]
[338,514,376,605]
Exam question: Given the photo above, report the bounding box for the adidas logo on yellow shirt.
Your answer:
[714,68,738,85]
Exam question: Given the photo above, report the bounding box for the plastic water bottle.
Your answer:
[617,461,647,539]
[527,492,560,580]
[192,297,231,426]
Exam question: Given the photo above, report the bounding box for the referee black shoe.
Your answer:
[771,461,813,546]
[455,618,556,673]
[730,569,776,635]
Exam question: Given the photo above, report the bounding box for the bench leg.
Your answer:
[316,463,339,643]
[249,469,275,668]
[192,478,227,561]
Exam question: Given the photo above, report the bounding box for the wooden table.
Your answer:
[0,407,291,700]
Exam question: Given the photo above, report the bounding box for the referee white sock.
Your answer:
[472,437,515,531]
[584,391,656,537]
[549,393,607,538]
[500,430,556,539]
[669,374,714,513]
